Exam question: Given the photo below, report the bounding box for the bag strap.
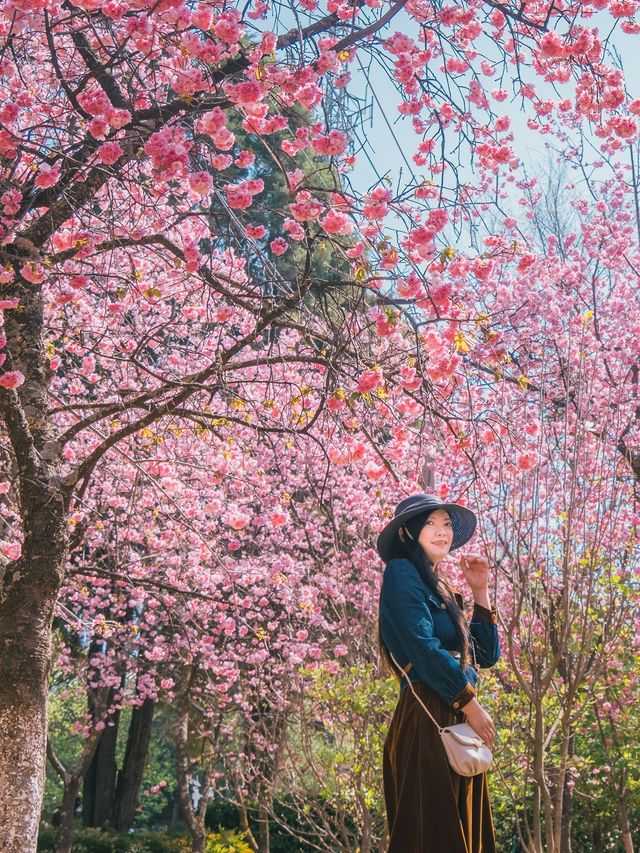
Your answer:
[389,651,444,734]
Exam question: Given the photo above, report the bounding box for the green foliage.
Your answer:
[204,106,353,296]
[129,833,189,853]
[37,827,252,852]
[205,797,315,852]
[38,826,137,852]
[204,796,242,832]
[303,662,394,807]
[36,826,58,852]
[276,661,397,850]
[204,829,253,853]
[482,606,640,849]
[135,706,178,827]
[44,688,177,829]
[44,683,87,814]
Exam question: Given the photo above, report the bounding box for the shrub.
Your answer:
[37,827,252,852]
[205,830,253,853]
[65,828,132,853]
[128,832,189,852]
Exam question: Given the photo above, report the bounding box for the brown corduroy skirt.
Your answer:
[383,681,496,853]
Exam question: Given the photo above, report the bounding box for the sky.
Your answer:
[332,6,640,204]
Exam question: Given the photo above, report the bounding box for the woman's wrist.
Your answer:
[471,589,491,609]
[463,698,481,715]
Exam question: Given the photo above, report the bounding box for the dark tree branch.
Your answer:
[70,27,128,109]
[331,0,408,53]
[64,281,317,492]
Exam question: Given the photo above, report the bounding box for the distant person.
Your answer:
[377,494,501,852]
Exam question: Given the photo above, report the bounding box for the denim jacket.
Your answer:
[379,557,500,710]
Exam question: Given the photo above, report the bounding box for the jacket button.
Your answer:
[440,603,446,609]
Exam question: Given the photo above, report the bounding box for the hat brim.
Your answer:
[376,500,476,562]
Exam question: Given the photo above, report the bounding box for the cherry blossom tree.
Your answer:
[3,0,640,846]
[46,390,417,851]
[439,156,640,852]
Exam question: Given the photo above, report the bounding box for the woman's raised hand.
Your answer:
[459,553,490,593]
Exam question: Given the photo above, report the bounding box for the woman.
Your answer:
[377,493,500,853]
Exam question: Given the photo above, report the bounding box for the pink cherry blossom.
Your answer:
[364,461,387,479]
[225,184,253,209]
[0,371,25,389]
[311,129,348,156]
[223,511,250,531]
[609,116,638,140]
[69,275,90,290]
[357,368,383,394]
[517,453,538,471]
[0,130,17,159]
[320,210,353,235]
[269,509,288,526]
[97,142,124,165]
[108,109,131,129]
[290,193,324,221]
[283,219,305,240]
[20,264,46,284]
[246,224,266,239]
[213,9,244,43]
[235,150,255,168]
[0,542,21,560]
[363,187,392,220]
[188,171,213,197]
[211,154,233,170]
[539,31,567,58]
[88,117,109,139]
[198,108,227,136]
[191,6,212,29]
[34,162,61,189]
[227,80,264,106]
[0,188,22,215]
[270,237,289,255]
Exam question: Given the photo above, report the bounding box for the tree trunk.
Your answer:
[257,802,270,853]
[82,692,120,827]
[559,731,574,853]
[617,783,634,853]
[112,698,155,831]
[360,803,372,853]
[0,260,70,848]
[236,786,259,852]
[174,692,210,853]
[191,829,206,853]
[56,777,81,853]
[532,706,544,853]
[0,539,66,849]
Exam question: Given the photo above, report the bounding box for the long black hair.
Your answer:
[378,512,471,678]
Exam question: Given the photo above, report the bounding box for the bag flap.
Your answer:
[443,723,484,748]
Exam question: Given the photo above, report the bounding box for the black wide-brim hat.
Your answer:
[376,493,477,563]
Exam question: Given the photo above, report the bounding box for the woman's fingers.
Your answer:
[482,725,495,748]
[464,703,495,748]
[461,553,487,567]
[477,725,494,748]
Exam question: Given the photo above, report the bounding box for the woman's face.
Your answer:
[417,508,453,565]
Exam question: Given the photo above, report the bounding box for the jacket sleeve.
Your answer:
[382,559,476,710]
[469,603,501,668]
